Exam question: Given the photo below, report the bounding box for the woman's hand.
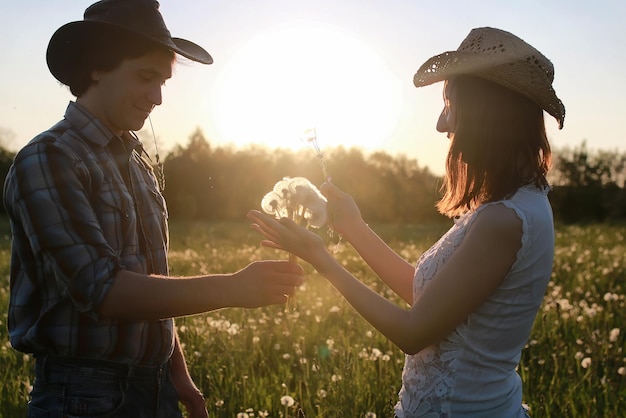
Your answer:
[247,210,331,271]
[319,182,366,241]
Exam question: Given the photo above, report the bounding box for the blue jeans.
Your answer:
[28,356,183,418]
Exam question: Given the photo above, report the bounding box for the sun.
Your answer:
[209,20,403,152]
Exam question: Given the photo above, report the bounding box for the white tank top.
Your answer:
[395,185,554,418]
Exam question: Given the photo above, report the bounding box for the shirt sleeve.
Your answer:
[5,137,121,317]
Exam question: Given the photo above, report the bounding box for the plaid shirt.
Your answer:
[3,102,174,366]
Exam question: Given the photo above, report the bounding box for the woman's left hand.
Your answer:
[247,210,329,267]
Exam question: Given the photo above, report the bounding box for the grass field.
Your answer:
[0,220,624,417]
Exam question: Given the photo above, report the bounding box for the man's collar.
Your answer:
[65,101,143,153]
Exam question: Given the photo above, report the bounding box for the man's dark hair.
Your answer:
[68,30,175,96]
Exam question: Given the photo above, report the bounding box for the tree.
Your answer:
[550,141,626,222]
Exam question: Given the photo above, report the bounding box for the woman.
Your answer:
[249,27,565,417]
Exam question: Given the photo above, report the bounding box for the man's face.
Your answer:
[89,49,173,134]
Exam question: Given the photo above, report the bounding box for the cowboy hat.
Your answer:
[413,27,565,129]
[47,0,213,86]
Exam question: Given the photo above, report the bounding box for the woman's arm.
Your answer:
[248,204,521,354]
[320,183,415,303]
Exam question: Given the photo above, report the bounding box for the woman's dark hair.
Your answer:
[68,30,175,97]
[437,75,552,217]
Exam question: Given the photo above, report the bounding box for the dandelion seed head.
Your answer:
[304,201,328,228]
[301,128,317,143]
[261,191,284,216]
[581,357,592,368]
[273,178,292,199]
[371,348,382,359]
[262,177,327,227]
[280,395,295,407]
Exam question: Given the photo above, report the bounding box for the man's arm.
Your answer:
[97,261,304,320]
[169,331,208,418]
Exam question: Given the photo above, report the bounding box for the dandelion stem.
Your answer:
[302,128,331,182]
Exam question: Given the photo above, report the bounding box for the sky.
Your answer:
[1,0,625,176]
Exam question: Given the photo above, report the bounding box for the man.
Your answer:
[3,1,303,417]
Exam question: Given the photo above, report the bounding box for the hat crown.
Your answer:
[47,0,212,86]
[84,0,172,42]
[457,28,555,84]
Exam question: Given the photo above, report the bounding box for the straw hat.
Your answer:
[413,27,565,129]
[47,0,213,86]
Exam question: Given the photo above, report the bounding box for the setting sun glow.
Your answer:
[210,21,403,152]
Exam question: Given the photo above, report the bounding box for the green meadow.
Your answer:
[0,220,624,417]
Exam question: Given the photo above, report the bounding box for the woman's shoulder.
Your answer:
[470,203,523,247]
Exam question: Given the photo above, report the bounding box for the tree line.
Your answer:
[0,129,624,224]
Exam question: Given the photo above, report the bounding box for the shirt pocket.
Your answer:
[95,180,137,251]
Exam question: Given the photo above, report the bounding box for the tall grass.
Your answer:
[0,220,624,417]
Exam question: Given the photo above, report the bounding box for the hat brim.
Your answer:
[47,20,213,85]
[413,50,513,88]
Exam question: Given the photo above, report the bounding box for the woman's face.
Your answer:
[436,80,456,138]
